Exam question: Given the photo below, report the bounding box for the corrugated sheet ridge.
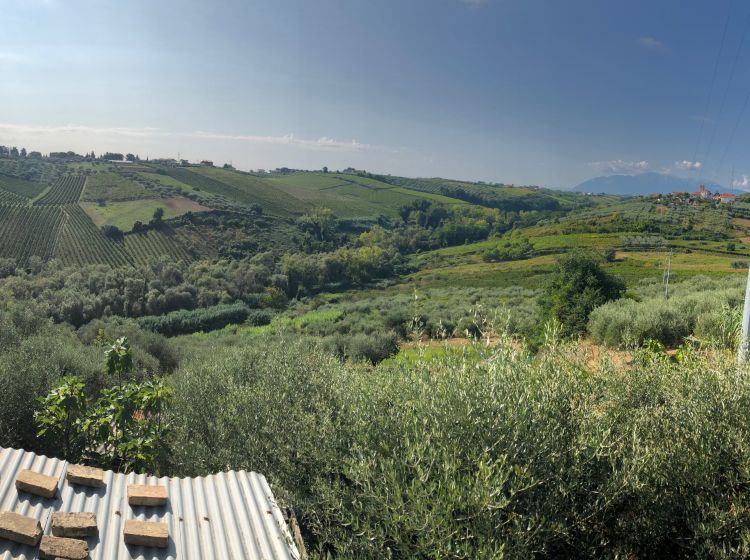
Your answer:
[0,447,300,560]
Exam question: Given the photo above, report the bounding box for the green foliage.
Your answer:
[34,376,88,461]
[589,275,744,348]
[105,337,134,380]
[168,336,750,558]
[482,238,533,262]
[297,207,336,242]
[77,316,179,373]
[101,224,124,241]
[35,373,173,473]
[0,303,101,450]
[137,302,266,336]
[84,380,173,473]
[0,205,66,266]
[543,250,625,336]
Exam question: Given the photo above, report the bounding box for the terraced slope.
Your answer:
[123,228,194,265]
[0,186,28,204]
[55,205,131,266]
[0,205,65,265]
[35,175,86,205]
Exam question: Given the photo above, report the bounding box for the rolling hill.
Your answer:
[3,158,590,266]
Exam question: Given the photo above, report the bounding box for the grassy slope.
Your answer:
[266,172,467,218]
[0,174,47,199]
[82,197,208,231]
[138,172,204,196]
[81,171,154,201]
[161,167,305,216]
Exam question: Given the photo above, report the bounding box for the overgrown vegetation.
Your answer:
[7,151,750,557]
[167,335,750,558]
[589,275,745,348]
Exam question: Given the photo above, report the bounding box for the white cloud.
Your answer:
[0,123,382,153]
[190,131,378,152]
[674,160,703,171]
[0,123,160,137]
[588,159,649,175]
[637,36,665,50]
[733,175,750,189]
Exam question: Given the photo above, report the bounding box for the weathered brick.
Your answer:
[127,484,167,506]
[39,535,89,559]
[123,519,168,548]
[0,511,43,546]
[51,512,98,538]
[15,469,58,499]
[66,464,105,488]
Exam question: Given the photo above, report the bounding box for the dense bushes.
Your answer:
[543,251,625,336]
[589,275,744,348]
[137,302,266,336]
[0,254,280,327]
[8,300,750,557]
[169,336,750,558]
[285,286,542,343]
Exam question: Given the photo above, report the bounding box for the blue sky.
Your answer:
[0,0,748,188]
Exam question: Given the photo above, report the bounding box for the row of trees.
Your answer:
[0,147,142,162]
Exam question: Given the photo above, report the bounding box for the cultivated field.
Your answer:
[34,175,86,205]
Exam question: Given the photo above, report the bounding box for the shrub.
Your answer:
[543,251,625,336]
[0,303,101,450]
[589,276,745,348]
[169,336,750,558]
[101,225,124,241]
[137,302,252,336]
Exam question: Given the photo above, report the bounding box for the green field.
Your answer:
[0,205,65,265]
[0,174,48,199]
[122,227,195,265]
[138,172,204,196]
[158,167,302,215]
[82,197,208,231]
[81,171,154,201]
[266,172,467,218]
[55,205,131,266]
[34,175,86,205]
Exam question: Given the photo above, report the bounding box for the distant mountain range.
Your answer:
[573,173,729,196]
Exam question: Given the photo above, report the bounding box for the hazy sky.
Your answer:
[1,0,748,188]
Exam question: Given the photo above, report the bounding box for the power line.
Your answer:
[692,0,735,166]
[713,80,750,181]
[704,7,750,173]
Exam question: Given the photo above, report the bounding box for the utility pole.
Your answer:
[663,248,672,299]
[739,262,750,364]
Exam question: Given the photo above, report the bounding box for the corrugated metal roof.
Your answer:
[0,447,300,560]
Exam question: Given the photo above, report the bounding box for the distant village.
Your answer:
[651,184,738,204]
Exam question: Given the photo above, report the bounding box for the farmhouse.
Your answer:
[0,447,301,559]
